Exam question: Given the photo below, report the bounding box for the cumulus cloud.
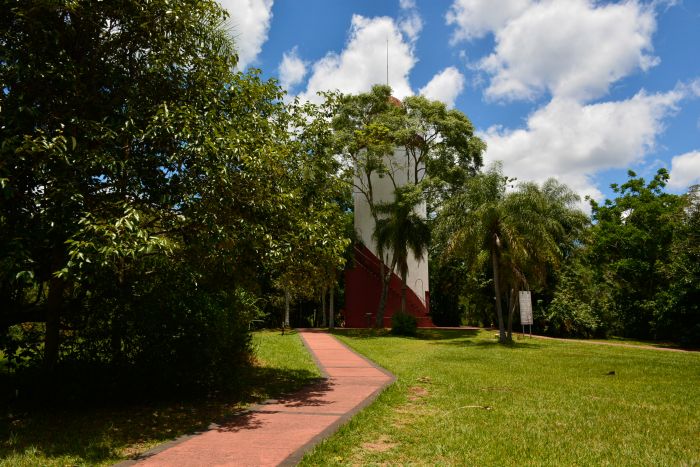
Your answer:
[446,0,531,42]
[669,151,700,190]
[419,67,466,108]
[444,0,683,207]
[399,0,423,43]
[447,0,659,102]
[399,11,423,43]
[299,15,417,103]
[219,0,274,70]
[278,47,307,91]
[483,87,686,203]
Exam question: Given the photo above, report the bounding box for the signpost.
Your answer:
[519,291,533,337]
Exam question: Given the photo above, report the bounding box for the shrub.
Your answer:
[391,311,417,336]
[545,293,600,338]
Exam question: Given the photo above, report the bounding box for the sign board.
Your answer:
[519,291,533,326]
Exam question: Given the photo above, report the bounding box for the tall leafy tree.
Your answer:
[327,85,484,324]
[436,165,587,343]
[588,169,686,339]
[271,99,352,327]
[657,185,700,344]
[0,0,299,386]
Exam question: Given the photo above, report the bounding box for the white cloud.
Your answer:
[278,47,307,91]
[219,0,274,70]
[399,10,423,43]
[398,0,423,43]
[483,87,686,203]
[448,0,659,102]
[446,0,695,207]
[419,67,465,108]
[669,151,700,190]
[299,15,416,103]
[446,0,531,42]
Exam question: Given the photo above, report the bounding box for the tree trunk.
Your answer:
[45,248,65,371]
[284,289,290,327]
[321,288,327,328]
[376,256,397,328]
[491,238,507,343]
[329,286,335,329]
[400,269,407,314]
[507,288,517,341]
[112,257,126,363]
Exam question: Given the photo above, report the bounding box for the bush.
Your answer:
[391,311,417,336]
[544,294,600,338]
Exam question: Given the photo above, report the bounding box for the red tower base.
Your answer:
[344,244,434,328]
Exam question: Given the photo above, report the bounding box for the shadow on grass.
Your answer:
[429,334,545,350]
[414,329,479,340]
[0,365,320,465]
[332,328,543,350]
[331,328,480,341]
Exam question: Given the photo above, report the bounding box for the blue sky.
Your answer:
[221,0,700,205]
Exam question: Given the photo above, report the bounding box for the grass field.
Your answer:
[300,329,700,466]
[0,330,319,466]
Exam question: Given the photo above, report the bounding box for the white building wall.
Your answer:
[354,147,429,301]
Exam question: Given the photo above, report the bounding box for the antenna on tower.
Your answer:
[386,36,389,86]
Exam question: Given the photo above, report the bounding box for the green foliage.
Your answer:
[328,85,484,218]
[327,85,484,326]
[390,311,417,336]
[544,279,601,338]
[427,257,467,326]
[373,184,430,317]
[0,0,350,398]
[537,171,699,345]
[655,186,700,344]
[435,164,588,342]
[588,169,687,340]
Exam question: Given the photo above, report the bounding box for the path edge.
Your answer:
[279,330,396,466]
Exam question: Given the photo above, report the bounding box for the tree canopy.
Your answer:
[325,85,485,326]
[435,164,588,342]
[0,0,350,396]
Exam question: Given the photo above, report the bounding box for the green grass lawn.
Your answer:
[586,335,689,349]
[0,330,320,466]
[301,329,700,466]
[537,334,689,350]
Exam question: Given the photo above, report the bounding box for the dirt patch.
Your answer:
[407,386,430,401]
[361,435,397,453]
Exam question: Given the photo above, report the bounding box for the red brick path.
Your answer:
[122,331,394,467]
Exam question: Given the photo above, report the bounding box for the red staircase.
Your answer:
[344,244,434,328]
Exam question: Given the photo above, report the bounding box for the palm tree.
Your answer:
[436,164,586,343]
[373,185,431,327]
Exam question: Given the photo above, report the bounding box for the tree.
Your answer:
[588,169,693,338]
[657,185,700,344]
[373,185,430,317]
[0,0,311,393]
[436,164,587,343]
[270,99,352,328]
[588,169,685,339]
[327,85,484,325]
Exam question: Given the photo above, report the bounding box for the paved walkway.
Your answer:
[123,331,394,467]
